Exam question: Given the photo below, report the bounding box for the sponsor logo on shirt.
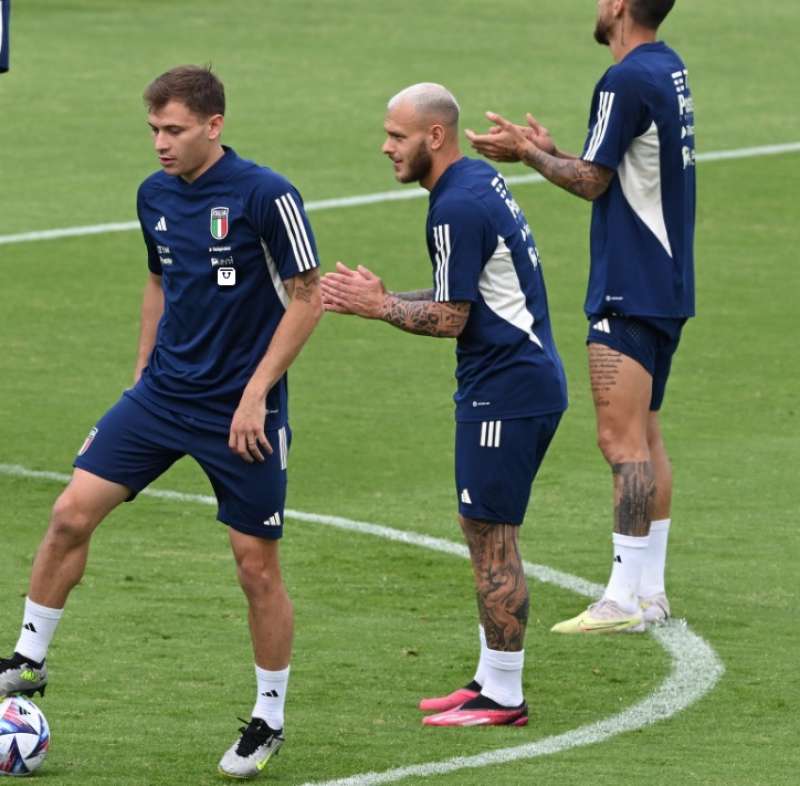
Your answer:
[217,267,236,286]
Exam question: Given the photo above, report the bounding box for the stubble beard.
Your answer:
[594,16,612,46]
[399,141,432,184]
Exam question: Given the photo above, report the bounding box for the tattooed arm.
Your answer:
[518,145,614,201]
[380,295,469,338]
[466,110,614,201]
[321,263,469,338]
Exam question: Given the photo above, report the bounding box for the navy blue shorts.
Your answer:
[587,315,685,411]
[455,413,561,526]
[73,394,291,540]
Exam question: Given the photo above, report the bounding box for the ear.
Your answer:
[428,123,447,151]
[208,114,225,141]
[613,0,626,19]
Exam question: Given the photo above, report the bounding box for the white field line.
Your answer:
[0,141,798,247]
[0,462,724,785]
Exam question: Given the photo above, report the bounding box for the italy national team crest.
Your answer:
[210,207,229,240]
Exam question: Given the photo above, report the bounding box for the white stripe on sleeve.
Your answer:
[585,91,615,162]
[283,193,317,269]
[275,194,313,271]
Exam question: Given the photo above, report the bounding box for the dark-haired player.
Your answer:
[468,0,695,633]
[0,65,322,778]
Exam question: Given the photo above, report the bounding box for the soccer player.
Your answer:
[1,0,10,74]
[467,0,695,632]
[0,66,322,777]
[321,83,567,726]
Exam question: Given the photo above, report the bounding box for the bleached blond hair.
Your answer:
[387,83,460,128]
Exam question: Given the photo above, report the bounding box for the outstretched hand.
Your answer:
[466,112,529,163]
[320,261,387,319]
[466,111,556,162]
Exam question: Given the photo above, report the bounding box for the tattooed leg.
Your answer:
[459,517,528,652]
[588,343,654,536]
[612,461,655,536]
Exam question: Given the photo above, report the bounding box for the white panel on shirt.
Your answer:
[478,236,543,348]
[274,192,317,272]
[260,239,290,308]
[617,121,673,257]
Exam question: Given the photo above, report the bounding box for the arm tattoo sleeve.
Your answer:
[379,295,469,338]
[284,269,320,303]
[520,145,614,201]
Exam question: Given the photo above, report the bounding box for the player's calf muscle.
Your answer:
[612,460,655,536]
[462,519,529,650]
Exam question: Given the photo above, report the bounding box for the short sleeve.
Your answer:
[257,182,320,280]
[581,66,649,170]
[427,197,491,303]
[136,186,162,275]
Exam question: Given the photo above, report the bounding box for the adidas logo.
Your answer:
[23,622,37,633]
[263,513,282,527]
[592,318,611,334]
[261,689,279,698]
[460,488,472,504]
[614,555,622,563]
[154,216,168,232]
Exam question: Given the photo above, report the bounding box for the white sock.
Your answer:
[15,598,64,664]
[639,518,671,598]
[472,625,488,687]
[603,533,650,614]
[480,648,524,707]
[252,665,290,730]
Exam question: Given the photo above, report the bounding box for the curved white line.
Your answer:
[0,141,798,247]
[0,463,724,785]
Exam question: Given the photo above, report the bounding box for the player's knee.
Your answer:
[49,493,96,543]
[235,554,281,600]
[596,426,645,465]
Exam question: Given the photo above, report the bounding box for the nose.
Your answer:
[381,138,393,155]
[154,131,169,152]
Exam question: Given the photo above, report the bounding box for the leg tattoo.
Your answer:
[612,461,655,536]
[461,519,529,651]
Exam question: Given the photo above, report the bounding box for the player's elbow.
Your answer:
[583,183,609,202]
[307,290,324,326]
[440,306,469,338]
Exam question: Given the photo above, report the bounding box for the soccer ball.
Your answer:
[0,697,50,777]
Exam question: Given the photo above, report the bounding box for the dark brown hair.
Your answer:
[143,65,225,117]
[628,0,676,29]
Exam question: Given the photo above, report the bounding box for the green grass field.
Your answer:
[2,1,799,784]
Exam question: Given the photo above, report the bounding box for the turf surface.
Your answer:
[1,1,798,784]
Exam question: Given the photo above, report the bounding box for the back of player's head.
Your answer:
[144,65,225,118]
[628,0,676,29]
[387,83,460,130]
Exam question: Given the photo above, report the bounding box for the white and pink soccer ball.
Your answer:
[0,697,49,777]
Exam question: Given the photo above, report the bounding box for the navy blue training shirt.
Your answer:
[129,147,319,430]
[581,42,696,319]
[427,157,567,422]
